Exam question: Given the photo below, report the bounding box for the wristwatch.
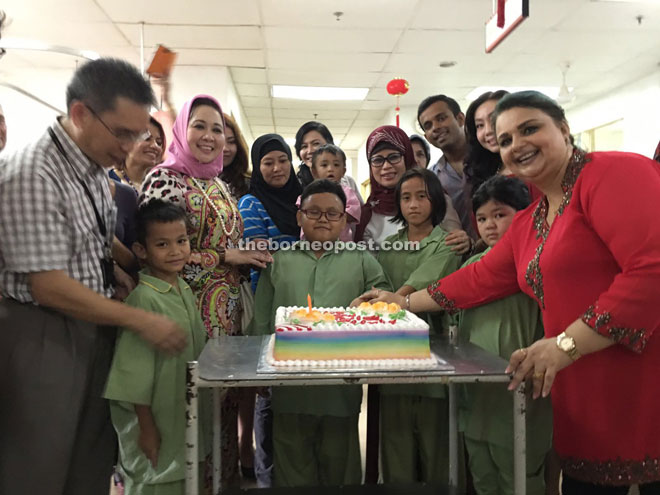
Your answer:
[556,332,581,361]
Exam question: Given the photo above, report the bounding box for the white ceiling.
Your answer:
[2,0,660,155]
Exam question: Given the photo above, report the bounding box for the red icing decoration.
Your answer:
[285,310,401,329]
[279,324,312,332]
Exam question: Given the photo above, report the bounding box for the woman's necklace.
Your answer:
[190,177,239,237]
[118,168,135,188]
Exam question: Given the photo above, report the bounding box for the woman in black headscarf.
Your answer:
[239,133,302,256]
[237,133,302,488]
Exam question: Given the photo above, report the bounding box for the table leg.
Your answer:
[213,387,222,494]
[186,361,199,495]
[513,382,527,495]
[448,381,458,488]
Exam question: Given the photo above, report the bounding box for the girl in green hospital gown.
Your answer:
[377,168,463,484]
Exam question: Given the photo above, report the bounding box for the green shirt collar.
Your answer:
[393,225,448,248]
[138,270,188,294]
[291,241,343,261]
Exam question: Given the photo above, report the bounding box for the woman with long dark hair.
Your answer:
[464,90,510,191]
[220,113,251,200]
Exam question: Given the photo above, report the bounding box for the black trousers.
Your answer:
[0,299,117,495]
[563,474,660,495]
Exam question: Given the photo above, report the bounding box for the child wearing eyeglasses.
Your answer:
[295,144,360,241]
[249,179,391,488]
[376,168,463,486]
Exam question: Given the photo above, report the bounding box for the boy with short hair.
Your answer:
[250,179,391,487]
[104,199,209,495]
[458,175,553,495]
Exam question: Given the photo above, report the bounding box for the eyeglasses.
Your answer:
[85,104,151,145]
[300,209,345,222]
[369,152,403,168]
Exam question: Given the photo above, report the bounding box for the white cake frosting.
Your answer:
[275,306,429,332]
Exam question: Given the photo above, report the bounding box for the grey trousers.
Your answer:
[253,392,273,488]
[0,299,117,495]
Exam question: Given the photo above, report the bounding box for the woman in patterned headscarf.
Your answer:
[355,125,463,246]
[354,126,416,245]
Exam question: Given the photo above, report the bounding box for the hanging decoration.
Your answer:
[386,78,409,128]
[497,0,506,28]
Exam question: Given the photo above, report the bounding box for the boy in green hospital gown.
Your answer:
[375,169,463,485]
[457,176,553,495]
[249,179,391,487]
[104,200,210,495]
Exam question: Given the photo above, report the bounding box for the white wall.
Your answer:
[566,69,660,158]
[0,67,71,155]
[164,65,253,144]
[0,64,251,157]
[0,86,62,155]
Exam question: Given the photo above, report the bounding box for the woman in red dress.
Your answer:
[361,91,660,494]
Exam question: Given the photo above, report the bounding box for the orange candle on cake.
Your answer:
[307,293,312,314]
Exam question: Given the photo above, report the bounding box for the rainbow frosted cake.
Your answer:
[267,302,435,369]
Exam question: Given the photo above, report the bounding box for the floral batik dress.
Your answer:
[141,167,244,337]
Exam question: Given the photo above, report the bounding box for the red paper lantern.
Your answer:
[386,78,409,96]
[386,78,410,127]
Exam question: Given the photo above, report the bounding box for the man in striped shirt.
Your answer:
[0,58,186,495]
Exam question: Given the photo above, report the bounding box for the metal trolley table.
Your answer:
[185,335,527,495]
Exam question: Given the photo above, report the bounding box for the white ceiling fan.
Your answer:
[556,61,575,105]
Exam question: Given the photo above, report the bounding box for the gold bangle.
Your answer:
[405,294,411,310]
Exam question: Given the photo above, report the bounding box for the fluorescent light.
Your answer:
[465,86,573,101]
[272,85,368,101]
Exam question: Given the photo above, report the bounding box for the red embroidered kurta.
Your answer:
[428,150,660,485]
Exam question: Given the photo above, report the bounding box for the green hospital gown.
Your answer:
[104,271,209,492]
[457,249,553,495]
[249,246,391,486]
[250,246,391,417]
[376,226,463,484]
[378,225,462,398]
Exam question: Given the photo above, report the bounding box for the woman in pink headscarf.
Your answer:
[140,95,271,486]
